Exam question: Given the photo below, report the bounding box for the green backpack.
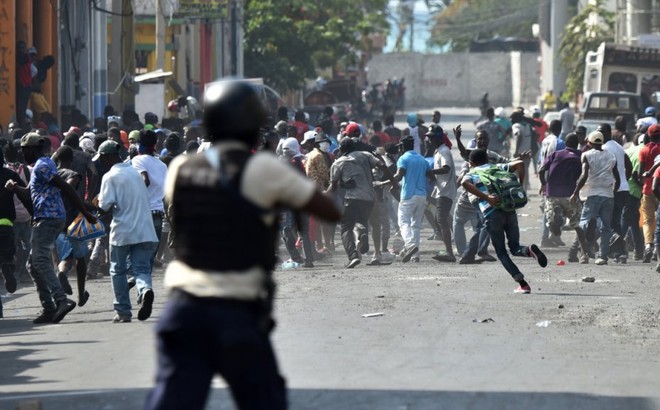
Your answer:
[473,165,527,212]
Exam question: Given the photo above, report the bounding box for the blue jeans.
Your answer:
[654,205,660,247]
[28,218,66,311]
[145,291,286,410]
[110,242,157,316]
[454,203,489,257]
[13,220,31,278]
[484,210,530,282]
[579,195,614,260]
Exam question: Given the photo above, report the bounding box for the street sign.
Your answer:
[178,0,229,19]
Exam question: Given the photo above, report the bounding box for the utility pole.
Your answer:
[156,0,166,70]
[230,0,237,75]
[109,0,135,112]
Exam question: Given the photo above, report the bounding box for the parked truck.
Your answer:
[584,42,660,109]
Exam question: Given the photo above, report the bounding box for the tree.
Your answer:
[243,0,389,92]
[559,0,614,100]
[429,0,538,52]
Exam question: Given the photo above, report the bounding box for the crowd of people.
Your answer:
[2,97,660,322]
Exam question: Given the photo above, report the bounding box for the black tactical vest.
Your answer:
[170,150,277,273]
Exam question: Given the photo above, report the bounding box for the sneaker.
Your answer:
[579,254,589,264]
[656,263,660,274]
[477,253,497,262]
[303,261,314,268]
[138,289,154,321]
[112,314,132,323]
[357,233,369,254]
[401,246,419,263]
[514,284,532,294]
[58,272,73,295]
[458,257,483,265]
[52,299,77,324]
[2,264,16,294]
[33,309,56,324]
[528,245,548,268]
[346,258,361,269]
[127,276,136,290]
[432,254,456,262]
[411,255,420,263]
[595,258,608,265]
[567,255,579,263]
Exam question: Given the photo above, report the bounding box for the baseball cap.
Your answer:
[92,140,121,161]
[344,123,361,137]
[425,124,444,139]
[302,130,317,144]
[587,131,604,145]
[397,135,415,146]
[275,120,288,133]
[648,124,660,137]
[645,106,656,116]
[20,132,44,147]
[27,47,37,55]
[128,130,140,143]
[107,115,121,126]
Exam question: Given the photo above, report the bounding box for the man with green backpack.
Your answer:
[461,149,547,293]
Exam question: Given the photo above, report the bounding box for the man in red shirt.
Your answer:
[639,124,660,262]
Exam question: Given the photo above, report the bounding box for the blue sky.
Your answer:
[384,0,436,53]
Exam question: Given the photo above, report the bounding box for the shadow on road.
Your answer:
[1,388,659,410]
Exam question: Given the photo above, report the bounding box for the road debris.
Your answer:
[582,276,596,283]
[362,312,384,318]
[536,320,552,327]
[472,318,495,323]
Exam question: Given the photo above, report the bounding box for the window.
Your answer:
[608,72,637,93]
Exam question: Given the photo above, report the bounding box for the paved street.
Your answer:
[2,111,660,409]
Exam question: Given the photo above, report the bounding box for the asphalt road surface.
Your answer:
[2,109,660,410]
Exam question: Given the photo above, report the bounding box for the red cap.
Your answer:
[649,124,660,137]
[344,123,361,137]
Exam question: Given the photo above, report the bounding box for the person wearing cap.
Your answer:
[305,132,335,254]
[301,130,317,154]
[426,124,457,262]
[639,124,660,262]
[570,131,620,265]
[5,132,97,324]
[95,140,159,322]
[477,107,508,156]
[575,125,588,149]
[132,129,168,269]
[636,106,658,130]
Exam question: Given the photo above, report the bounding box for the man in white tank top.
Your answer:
[570,131,620,265]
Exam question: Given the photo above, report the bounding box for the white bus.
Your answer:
[584,42,660,109]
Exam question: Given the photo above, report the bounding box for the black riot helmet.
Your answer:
[203,80,268,146]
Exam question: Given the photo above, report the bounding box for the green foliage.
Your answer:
[243,0,389,92]
[429,0,538,52]
[559,0,614,100]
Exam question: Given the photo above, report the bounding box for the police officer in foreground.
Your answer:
[144,80,341,410]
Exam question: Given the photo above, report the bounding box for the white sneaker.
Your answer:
[595,258,608,265]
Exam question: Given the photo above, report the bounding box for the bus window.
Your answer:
[608,72,637,93]
[641,75,660,108]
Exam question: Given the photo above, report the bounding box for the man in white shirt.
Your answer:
[131,129,168,268]
[559,102,575,139]
[570,131,620,265]
[600,123,633,262]
[427,125,457,262]
[97,141,159,322]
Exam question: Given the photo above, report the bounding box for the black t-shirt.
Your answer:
[57,168,81,227]
[0,168,25,221]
